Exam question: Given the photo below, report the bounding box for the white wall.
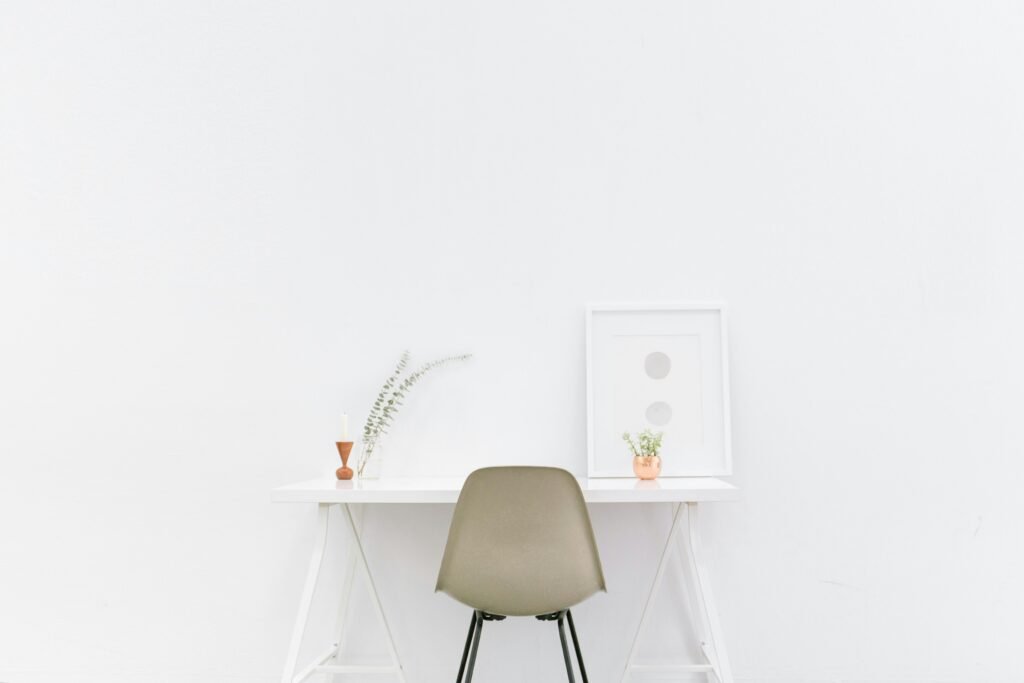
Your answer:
[2,1,1024,681]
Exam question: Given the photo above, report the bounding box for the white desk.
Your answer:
[274,476,738,683]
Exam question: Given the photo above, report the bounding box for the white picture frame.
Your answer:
[586,302,732,478]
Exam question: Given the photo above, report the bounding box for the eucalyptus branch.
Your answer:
[371,354,472,440]
[362,351,409,442]
[357,351,472,475]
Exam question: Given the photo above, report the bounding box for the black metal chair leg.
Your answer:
[464,610,484,683]
[556,611,576,683]
[565,610,589,683]
[456,611,478,683]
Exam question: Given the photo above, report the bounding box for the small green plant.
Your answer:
[358,350,472,475]
[622,429,664,458]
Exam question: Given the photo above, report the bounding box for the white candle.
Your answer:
[341,413,350,441]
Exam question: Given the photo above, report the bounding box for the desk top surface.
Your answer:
[273,476,738,504]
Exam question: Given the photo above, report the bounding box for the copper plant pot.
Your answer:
[336,441,354,480]
[633,455,662,480]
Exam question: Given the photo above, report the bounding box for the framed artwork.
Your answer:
[586,303,732,478]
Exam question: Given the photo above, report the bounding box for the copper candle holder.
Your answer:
[335,441,354,480]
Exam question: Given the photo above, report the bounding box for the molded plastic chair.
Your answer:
[436,466,606,682]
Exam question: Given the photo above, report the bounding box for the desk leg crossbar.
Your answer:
[281,503,407,683]
[621,502,734,683]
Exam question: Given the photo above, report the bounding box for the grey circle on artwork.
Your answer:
[645,401,673,426]
[644,352,672,379]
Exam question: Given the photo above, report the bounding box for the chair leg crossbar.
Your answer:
[456,609,589,683]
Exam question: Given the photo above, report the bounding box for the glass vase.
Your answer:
[356,439,384,480]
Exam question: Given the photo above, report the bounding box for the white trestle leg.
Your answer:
[679,502,734,683]
[281,503,406,683]
[621,502,734,683]
[281,503,332,683]
[329,504,361,683]
[337,503,407,682]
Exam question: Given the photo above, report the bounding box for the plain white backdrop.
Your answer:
[2,1,1024,681]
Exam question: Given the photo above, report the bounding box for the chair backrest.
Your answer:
[436,466,606,617]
